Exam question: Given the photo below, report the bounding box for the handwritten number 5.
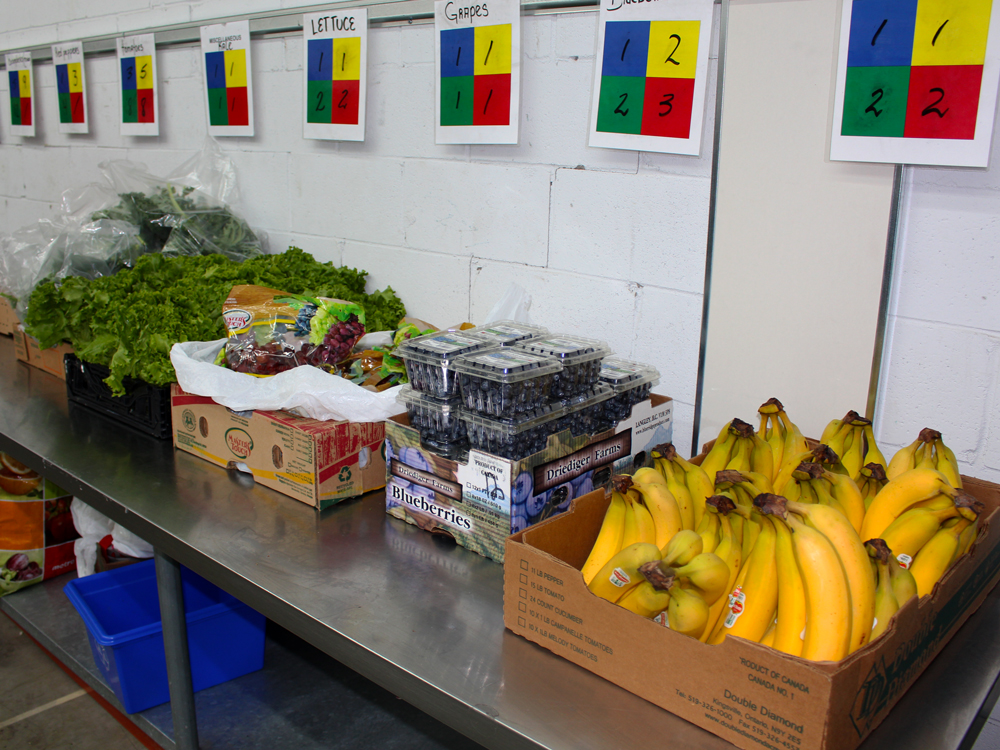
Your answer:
[666,35,681,65]
[614,92,629,117]
[922,88,949,118]
[865,88,884,117]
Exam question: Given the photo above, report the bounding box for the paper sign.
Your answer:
[51,42,88,134]
[117,34,159,136]
[588,0,713,155]
[303,9,368,141]
[200,21,254,136]
[6,51,35,137]
[434,0,521,144]
[830,0,1000,166]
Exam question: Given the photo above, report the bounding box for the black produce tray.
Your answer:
[64,354,173,440]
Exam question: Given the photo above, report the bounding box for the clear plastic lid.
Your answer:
[561,384,615,411]
[514,334,612,365]
[396,386,464,415]
[599,358,661,393]
[467,320,549,347]
[459,401,565,435]
[450,349,562,384]
[395,331,494,366]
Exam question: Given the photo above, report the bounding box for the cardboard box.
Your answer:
[12,326,73,381]
[171,385,386,509]
[504,476,1000,750]
[0,297,17,336]
[386,393,674,563]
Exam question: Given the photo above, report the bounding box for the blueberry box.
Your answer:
[452,349,562,418]
[556,385,617,436]
[598,358,661,424]
[513,335,612,400]
[397,386,468,454]
[459,402,567,462]
[64,559,265,714]
[466,320,549,347]
[396,331,495,399]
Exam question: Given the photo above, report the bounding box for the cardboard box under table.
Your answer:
[171,386,386,509]
[386,393,673,563]
[504,476,1000,750]
[0,297,17,336]
[12,326,73,380]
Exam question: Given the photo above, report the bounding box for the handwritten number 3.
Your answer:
[659,93,674,116]
[922,88,949,118]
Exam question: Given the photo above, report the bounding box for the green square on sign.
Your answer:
[596,76,645,135]
[307,80,333,124]
[440,76,473,126]
[208,88,229,127]
[122,89,138,123]
[841,66,909,138]
[10,96,20,126]
[59,92,73,124]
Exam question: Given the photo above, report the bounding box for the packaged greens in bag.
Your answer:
[222,285,366,376]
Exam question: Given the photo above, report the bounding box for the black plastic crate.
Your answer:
[64,354,173,440]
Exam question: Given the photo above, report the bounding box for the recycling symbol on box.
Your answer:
[338,466,352,482]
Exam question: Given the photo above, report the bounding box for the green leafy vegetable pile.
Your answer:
[25,247,406,394]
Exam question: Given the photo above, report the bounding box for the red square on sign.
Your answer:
[20,97,31,126]
[70,92,85,123]
[226,87,249,127]
[137,89,154,123]
[641,77,695,138]
[904,65,982,140]
[330,80,360,125]
[473,74,511,126]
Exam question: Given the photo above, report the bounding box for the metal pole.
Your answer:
[154,549,200,750]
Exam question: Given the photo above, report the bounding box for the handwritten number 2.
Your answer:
[316,90,326,111]
[614,92,629,117]
[338,89,349,109]
[659,93,674,116]
[666,34,681,65]
[922,88,949,118]
[865,88,884,117]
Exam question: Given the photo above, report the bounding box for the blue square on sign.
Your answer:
[56,64,70,94]
[847,0,918,67]
[8,70,18,94]
[308,38,333,81]
[121,57,137,90]
[205,51,226,89]
[441,28,474,77]
[602,21,651,78]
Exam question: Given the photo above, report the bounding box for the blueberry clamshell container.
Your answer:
[513,335,612,400]
[598,358,661,424]
[459,402,566,462]
[451,349,562,418]
[397,386,468,454]
[556,385,617,436]
[395,331,496,399]
[466,320,550,347]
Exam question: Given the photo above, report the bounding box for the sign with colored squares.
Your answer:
[434,0,521,144]
[200,21,254,136]
[52,42,88,133]
[588,0,713,155]
[118,34,159,136]
[6,51,35,137]
[303,9,367,141]
[831,0,1000,166]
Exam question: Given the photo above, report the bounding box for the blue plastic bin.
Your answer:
[64,559,265,713]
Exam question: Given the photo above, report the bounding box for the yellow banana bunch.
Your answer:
[627,490,658,545]
[587,542,663,603]
[886,428,949,481]
[934,437,963,490]
[701,496,744,641]
[701,421,738,485]
[865,539,899,641]
[778,408,809,478]
[877,502,963,565]
[628,472,683,549]
[701,418,775,486]
[909,514,979,598]
[860,466,963,541]
[652,454,696,530]
[580,489,627,584]
[757,398,786,473]
[666,586,712,638]
[652,443,713,530]
[696,510,721,554]
[858,463,889,509]
[669,553,730,606]
[618,580,671,618]
[770,510,806,657]
[660,529,703,567]
[886,436,925,480]
[888,553,918,605]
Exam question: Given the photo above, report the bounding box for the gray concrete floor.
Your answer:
[0,612,152,749]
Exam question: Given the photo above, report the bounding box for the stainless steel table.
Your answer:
[0,335,998,750]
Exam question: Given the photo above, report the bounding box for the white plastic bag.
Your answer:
[170,339,406,423]
[111,524,154,560]
[70,498,115,577]
[484,283,532,324]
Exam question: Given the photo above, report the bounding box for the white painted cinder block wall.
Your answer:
[1,1,997,480]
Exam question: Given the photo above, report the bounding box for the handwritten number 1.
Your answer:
[621,38,630,62]
[456,47,462,67]
[342,53,346,71]
[484,89,493,114]
[871,19,887,46]
[666,34,681,65]
[318,52,324,72]
[456,90,461,109]
[933,20,948,46]
[484,40,493,66]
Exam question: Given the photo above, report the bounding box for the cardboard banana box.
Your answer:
[504,476,1000,750]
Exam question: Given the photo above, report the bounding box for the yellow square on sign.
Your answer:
[67,62,83,93]
[912,0,992,66]
[224,49,247,87]
[136,56,154,90]
[18,69,30,97]
[475,24,512,75]
[647,21,700,79]
[332,37,361,81]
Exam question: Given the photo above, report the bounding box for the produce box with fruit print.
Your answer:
[0,453,80,595]
[384,393,673,563]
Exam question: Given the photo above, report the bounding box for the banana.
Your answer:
[654,444,711,528]
[779,411,809,476]
[749,433,775,484]
[620,493,642,549]
[760,619,777,649]
[708,514,778,645]
[774,452,813,495]
[656,457,696,530]
[629,492,658,546]
[888,553,918,605]
[587,542,663,603]
[915,441,937,471]
[862,424,888,472]
[725,434,753,474]
[859,462,888,510]
[826,419,856,462]
[758,398,786,472]
[660,529,704,567]
[700,496,744,642]
[701,422,737,485]
[860,467,959,541]
[867,540,899,642]
[958,521,978,557]
[630,476,683,549]
[580,490,627,585]
[771,511,806,657]
[632,466,668,489]
[821,469,866,535]
[667,585,711,638]
[934,437,963,490]
[696,511,721,554]
[617,581,671,618]
[784,498,875,654]
[878,504,960,562]
[820,414,847,445]
[909,517,974,598]
[886,437,923,480]
[841,424,867,480]
[670,553,730,606]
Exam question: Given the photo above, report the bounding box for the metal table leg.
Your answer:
[154,549,200,750]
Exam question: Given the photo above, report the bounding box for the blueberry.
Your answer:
[512,472,533,506]
[526,489,549,518]
[510,507,531,534]
[398,446,432,472]
[573,475,594,498]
